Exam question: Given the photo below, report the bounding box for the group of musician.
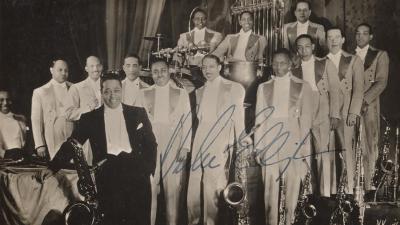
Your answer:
[0,0,390,225]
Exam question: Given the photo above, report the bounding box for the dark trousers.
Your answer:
[96,154,151,225]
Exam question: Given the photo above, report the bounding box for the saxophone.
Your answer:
[293,160,317,225]
[63,138,103,225]
[278,173,286,225]
[372,121,393,188]
[390,126,400,202]
[330,152,353,225]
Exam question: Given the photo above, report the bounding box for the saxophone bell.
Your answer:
[223,182,245,207]
[64,201,98,225]
[302,201,317,219]
[340,200,353,214]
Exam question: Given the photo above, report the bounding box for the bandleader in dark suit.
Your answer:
[38,71,157,225]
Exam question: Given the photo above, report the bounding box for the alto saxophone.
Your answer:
[330,152,353,225]
[293,160,317,225]
[372,119,393,189]
[63,138,103,225]
[278,172,286,225]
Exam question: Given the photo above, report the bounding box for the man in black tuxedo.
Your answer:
[38,71,157,225]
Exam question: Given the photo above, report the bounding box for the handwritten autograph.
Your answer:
[158,104,340,182]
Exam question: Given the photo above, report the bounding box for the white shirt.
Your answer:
[51,79,68,116]
[327,50,342,69]
[193,27,206,45]
[297,21,309,36]
[272,73,291,118]
[301,56,318,91]
[233,29,252,61]
[355,44,369,62]
[0,112,26,152]
[104,104,132,155]
[201,76,221,122]
[123,78,141,106]
[88,77,102,108]
[154,82,170,123]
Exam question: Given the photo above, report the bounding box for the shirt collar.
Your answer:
[0,112,14,119]
[125,77,140,86]
[239,29,252,36]
[356,44,369,52]
[206,75,221,86]
[328,50,342,59]
[297,20,309,28]
[193,27,206,33]
[156,80,171,90]
[302,55,315,65]
[272,72,291,81]
[104,103,123,114]
[51,79,67,88]
[87,77,101,90]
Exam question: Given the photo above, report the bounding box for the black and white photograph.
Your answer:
[1,0,400,224]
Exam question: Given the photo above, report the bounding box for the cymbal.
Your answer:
[143,35,167,41]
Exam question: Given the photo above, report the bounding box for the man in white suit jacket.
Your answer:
[121,54,149,106]
[31,59,74,159]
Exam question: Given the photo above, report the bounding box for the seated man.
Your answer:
[0,88,27,159]
[38,72,157,225]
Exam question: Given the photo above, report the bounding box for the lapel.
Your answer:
[169,85,180,115]
[230,35,239,56]
[289,77,302,109]
[93,106,107,156]
[143,87,155,118]
[43,82,56,110]
[338,53,352,81]
[263,81,274,107]
[217,80,232,115]
[196,86,205,114]
[246,34,259,52]
[307,23,317,36]
[291,66,303,79]
[205,29,214,43]
[314,58,326,83]
[364,47,379,70]
[186,31,195,43]
[122,104,139,148]
[287,23,297,45]
[121,80,127,102]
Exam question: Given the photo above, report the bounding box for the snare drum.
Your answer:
[223,61,258,89]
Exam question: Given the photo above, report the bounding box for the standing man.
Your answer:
[187,54,251,225]
[292,34,340,196]
[212,11,266,64]
[31,59,74,159]
[355,23,389,190]
[121,54,149,107]
[326,27,364,194]
[283,0,326,57]
[0,88,27,159]
[65,56,103,163]
[38,72,157,225]
[255,49,313,225]
[141,60,192,225]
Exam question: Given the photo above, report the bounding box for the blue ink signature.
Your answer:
[158,104,341,182]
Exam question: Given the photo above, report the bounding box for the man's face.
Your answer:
[192,11,207,30]
[123,57,141,81]
[201,57,221,81]
[239,12,253,32]
[356,25,373,48]
[327,29,345,54]
[151,62,170,87]
[50,60,68,83]
[297,37,314,60]
[85,56,103,81]
[294,2,311,23]
[0,91,12,114]
[272,53,291,77]
[102,80,122,109]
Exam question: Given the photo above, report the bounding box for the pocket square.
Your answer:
[136,123,143,130]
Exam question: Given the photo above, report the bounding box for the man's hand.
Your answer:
[35,169,54,184]
[361,101,369,115]
[87,98,99,111]
[177,148,189,162]
[346,113,358,127]
[36,146,48,159]
[330,117,340,130]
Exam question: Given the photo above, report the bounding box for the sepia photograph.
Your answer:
[1,0,400,224]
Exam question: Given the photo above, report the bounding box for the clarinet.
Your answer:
[278,173,286,225]
[354,122,365,224]
[390,126,400,202]
[293,160,316,225]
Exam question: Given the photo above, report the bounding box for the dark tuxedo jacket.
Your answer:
[49,104,157,177]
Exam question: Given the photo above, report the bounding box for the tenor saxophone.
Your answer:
[354,122,365,224]
[330,152,353,225]
[278,173,286,225]
[293,160,317,225]
[372,120,393,188]
[63,138,103,225]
